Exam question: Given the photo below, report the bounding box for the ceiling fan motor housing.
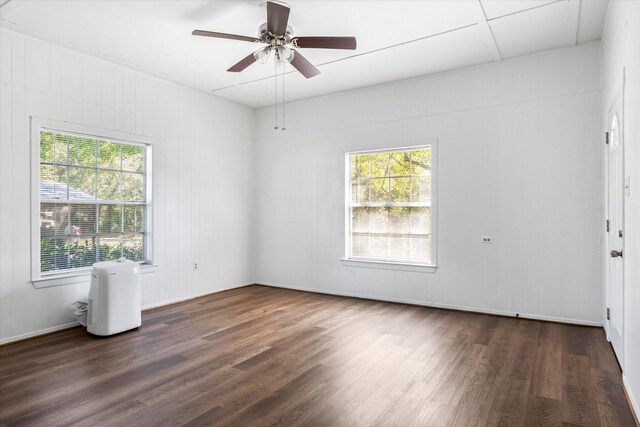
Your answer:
[258,22,294,45]
[256,23,295,63]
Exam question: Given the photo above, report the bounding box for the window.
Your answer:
[346,145,436,266]
[33,120,152,279]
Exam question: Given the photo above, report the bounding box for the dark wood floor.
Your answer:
[0,285,636,426]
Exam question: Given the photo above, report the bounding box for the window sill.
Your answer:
[340,258,437,273]
[32,264,159,289]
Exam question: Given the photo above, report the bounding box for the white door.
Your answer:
[607,88,624,368]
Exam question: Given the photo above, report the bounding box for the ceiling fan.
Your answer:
[192,0,357,79]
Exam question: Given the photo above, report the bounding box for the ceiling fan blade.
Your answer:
[192,30,261,43]
[267,1,290,36]
[290,50,320,79]
[292,36,357,50]
[227,52,258,72]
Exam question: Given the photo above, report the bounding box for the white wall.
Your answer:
[254,42,603,326]
[0,24,611,346]
[0,28,255,343]
[601,0,640,418]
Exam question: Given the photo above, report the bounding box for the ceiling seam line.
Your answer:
[476,0,503,61]
[566,0,581,46]
[485,0,565,22]
[212,23,479,91]
[486,24,502,60]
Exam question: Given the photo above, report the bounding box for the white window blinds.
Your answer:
[348,147,433,264]
[39,129,149,273]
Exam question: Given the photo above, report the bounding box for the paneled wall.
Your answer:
[254,42,603,325]
[0,28,255,343]
[0,28,607,344]
[601,0,640,417]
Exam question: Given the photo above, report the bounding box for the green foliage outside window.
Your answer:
[40,237,143,272]
[39,130,148,273]
[349,147,433,264]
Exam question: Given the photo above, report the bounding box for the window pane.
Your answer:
[40,203,68,238]
[389,236,410,260]
[98,170,121,200]
[52,133,68,165]
[352,207,370,233]
[98,237,121,261]
[368,177,389,203]
[370,153,389,178]
[410,177,419,203]
[122,144,144,173]
[351,156,358,182]
[40,131,55,163]
[98,140,121,170]
[419,175,431,202]
[352,233,369,257]
[390,152,410,177]
[352,154,371,178]
[53,165,67,193]
[68,236,97,269]
[355,177,370,203]
[41,165,69,200]
[410,235,431,263]
[69,136,96,167]
[410,176,431,203]
[410,207,431,234]
[370,234,388,259]
[390,177,410,202]
[389,207,409,234]
[369,207,388,233]
[99,204,122,234]
[41,238,69,272]
[40,164,55,183]
[68,166,97,200]
[123,205,144,233]
[410,149,431,176]
[122,172,144,202]
[122,234,143,261]
[70,204,97,235]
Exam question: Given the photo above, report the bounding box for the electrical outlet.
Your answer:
[193,262,199,271]
[481,236,493,244]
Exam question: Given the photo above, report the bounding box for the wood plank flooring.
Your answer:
[0,285,636,426]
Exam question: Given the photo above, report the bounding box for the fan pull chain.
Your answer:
[274,59,278,130]
[282,61,286,131]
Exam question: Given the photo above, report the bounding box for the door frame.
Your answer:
[604,68,625,369]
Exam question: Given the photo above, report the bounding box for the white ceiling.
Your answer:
[0,0,609,108]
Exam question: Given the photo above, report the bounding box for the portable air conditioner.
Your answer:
[87,259,142,336]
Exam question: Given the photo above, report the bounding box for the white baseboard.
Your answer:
[141,282,253,311]
[0,321,81,345]
[623,374,640,425]
[1,280,602,346]
[255,281,603,327]
[0,282,253,346]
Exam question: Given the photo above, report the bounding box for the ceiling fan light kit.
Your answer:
[192,1,357,129]
[253,46,272,64]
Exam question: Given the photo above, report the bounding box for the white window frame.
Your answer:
[30,117,155,287]
[342,143,438,273]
